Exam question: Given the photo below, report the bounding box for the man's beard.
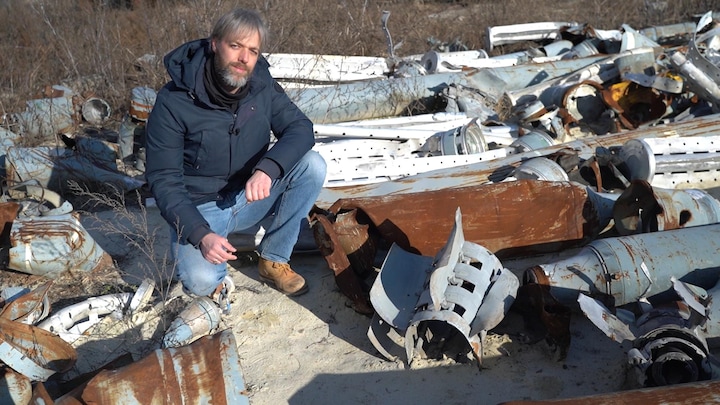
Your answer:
[216,59,251,90]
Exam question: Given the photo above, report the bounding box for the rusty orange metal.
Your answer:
[313,179,611,312]
[78,329,249,404]
[499,379,720,404]
[326,179,604,258]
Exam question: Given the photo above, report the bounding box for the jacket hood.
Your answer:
[163,38,210,92]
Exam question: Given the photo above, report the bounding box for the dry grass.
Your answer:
[0,0,715,121]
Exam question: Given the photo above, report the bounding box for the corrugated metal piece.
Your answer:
[619,136,720,190]
[316,113,720,208]
[79,329,250,405]
[8,212,113,278]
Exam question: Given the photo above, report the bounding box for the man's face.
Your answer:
[211,30,261,92]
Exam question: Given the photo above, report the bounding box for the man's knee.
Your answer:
[178,264,225,296]
[300,150,327,183]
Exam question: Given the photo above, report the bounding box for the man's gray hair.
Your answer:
[211,8,267,50]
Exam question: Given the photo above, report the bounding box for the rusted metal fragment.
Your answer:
[613,180,720,235]
[8,212,113,278]
[513,283,572,361]
[0,367,31,404]
[0,315,77,381]
[79,329,249,405]
[310,212,373,314]
[326,180,610,259]
[601,80,669,129]
[525,224,720,307]
[29,381,56,405]
[0,280,52,324]
[499,379,720,404]
[370,208,519,368]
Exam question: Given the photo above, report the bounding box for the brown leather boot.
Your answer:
[258,258,308,296]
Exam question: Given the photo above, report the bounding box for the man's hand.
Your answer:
[245,170,271,202]
[199,233,237,264]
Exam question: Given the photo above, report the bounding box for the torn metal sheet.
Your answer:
[0,281,52,325]
[316,113,720,207]
[5,146,145,194]
[601,80,669,129]
[525,224,720,307]
[78,329,249,405]
[4,181,74,217]
[613,180,720,235]
[0,368,31,405]
[311,212,373,314]
[619,136,720,190]
[369,208,518,367]
[0,315,77,381]
[578,285,720,387]
[8,212,112,278]
[675,12,720,106]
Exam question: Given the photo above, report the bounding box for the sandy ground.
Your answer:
[57,204,636,405]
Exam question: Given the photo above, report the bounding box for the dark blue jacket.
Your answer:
[145,38,315,246]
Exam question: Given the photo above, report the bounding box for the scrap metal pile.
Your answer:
[306,9,720,395]
[1,8,720,404]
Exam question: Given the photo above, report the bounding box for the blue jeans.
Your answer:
[171,151,326,296]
